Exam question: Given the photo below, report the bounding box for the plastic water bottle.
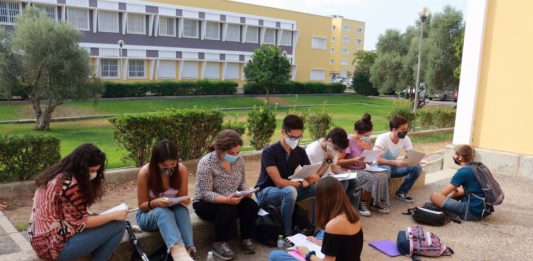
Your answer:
[277,235,285,248]
[207,250,215,261]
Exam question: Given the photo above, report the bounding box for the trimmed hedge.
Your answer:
[244,81,346,94]
[222,121,247,136]
[247,106,277,150]
[0,135,60,182]
[417,108,456,129]
[102,80,238,98]
[109,109,223,166]
[307,110,332,141]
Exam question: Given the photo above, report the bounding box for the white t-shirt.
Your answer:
[374,132,413,160]
[305,139,327,164]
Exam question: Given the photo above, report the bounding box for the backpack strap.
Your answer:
[403,207,417,215]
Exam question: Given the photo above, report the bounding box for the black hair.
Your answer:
[148,139,181,196]
[282,114,304,132]
[325,127,349,150]
[35,143,106,206]
[389,115,408,130]
[354,113,373,133]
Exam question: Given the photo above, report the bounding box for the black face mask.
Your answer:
[453,156,461,166]
[397,131,408,139]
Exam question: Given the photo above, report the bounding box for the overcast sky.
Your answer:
[232,0,468,50]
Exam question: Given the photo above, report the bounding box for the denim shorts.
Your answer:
[442,197,482,221]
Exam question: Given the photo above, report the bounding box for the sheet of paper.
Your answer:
[234,187,259,197]
[365,166,388,172]
[166,196,190,206]
[361,149,383,163]
[288,163,322,180]
[331,172,358,181]
[101,203,128,215]
[402,150,426,166]
[286,233,325,259]
[257,208,269,216]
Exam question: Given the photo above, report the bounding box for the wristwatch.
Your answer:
[326,159,333,164]
[305,251,316,261]
[298,180,304,188]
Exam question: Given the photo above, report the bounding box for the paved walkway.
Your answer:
[1,169,532,260]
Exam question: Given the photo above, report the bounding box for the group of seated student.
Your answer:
[28,113,488,261]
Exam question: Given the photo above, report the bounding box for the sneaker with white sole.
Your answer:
[395,193,414,203]
[212,242,234,260]
[358,201,371,216]
[371,202,390,214]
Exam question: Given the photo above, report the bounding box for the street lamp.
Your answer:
[118,40,124,80]
[412,6,430,131]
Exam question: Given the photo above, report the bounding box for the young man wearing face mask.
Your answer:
[255,115,331,236]
[374,115,421,203]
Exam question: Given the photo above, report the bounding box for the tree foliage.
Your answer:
[0,8,101,130]
[243,45,291,103]
[352,50,378,96]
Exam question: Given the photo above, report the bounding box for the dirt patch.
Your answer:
[414,141,449,154]
[20,104,96,119]
[255,96,290,106]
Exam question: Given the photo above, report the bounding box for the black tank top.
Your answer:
[321,229,364,261]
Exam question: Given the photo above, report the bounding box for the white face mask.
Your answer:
[89,172,98,180]
[285,137,300,149]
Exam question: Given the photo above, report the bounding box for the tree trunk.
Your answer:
[32,98,57,131]
[36,111,52,130]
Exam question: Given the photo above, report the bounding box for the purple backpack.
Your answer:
[397,226,454,258]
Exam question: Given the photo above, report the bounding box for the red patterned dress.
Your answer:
[28,174,89,260]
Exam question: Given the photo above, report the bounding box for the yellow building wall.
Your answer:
[148,0,363,82]
[473,0,533,155]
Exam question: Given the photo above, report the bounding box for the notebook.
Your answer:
[368,240,401,257]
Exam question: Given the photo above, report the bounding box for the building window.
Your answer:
[330,59,334,65]
[280,30,292,46]
[35,4,57,20]
[330,48,335,54]
[100,59,118,78]
[343,36,349,44]
[159,17,176,37]
[66,7,89,31]
[311,37,326,50]
[356,27,363,33]
[0,1,20,24]
[205,21,220,40]
[128,59,145,78]
[331,36,336,42]
[342,48,348,55]
[343,25,349,32]
[356,39,363,45]
[225,63,239,80]
[182,61,198,79]
[204,62,219,79]
[341,60,348,66]
[263,28,276,45]
[127,13,145,34]
[310,69,325,81]
[245,26,258,43]
[183,19,199,38]
[332,25,336,31]
[159,60,176,79]
[226,24,240,42]
[98,10,119,33]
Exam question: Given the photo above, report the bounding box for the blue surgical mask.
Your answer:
[224,154,238,164]
[360,135,372,142]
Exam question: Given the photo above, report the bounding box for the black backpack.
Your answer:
[255,203,313,247]
[465,162,504,205]
[403,202,461,226]
[126,221,171,261]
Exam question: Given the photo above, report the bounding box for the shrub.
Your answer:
[247,106,277,150]
[222,120,247,136]
[0,135,60,182]
[417,109,434,129]
[434,108,456,128]
[387,101,416,129]
[109,109,223,166]
[244,81,345,94]
[306,110,332,141]
[352,71,379,96]
[102,80,237,98]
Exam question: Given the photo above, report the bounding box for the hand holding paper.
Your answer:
[361,150,382,163]
[234,187,259,197]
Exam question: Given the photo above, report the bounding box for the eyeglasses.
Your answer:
[286,135,302,141]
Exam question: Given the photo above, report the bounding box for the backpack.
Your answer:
[403,202,461,226]
[465,162,504,205]
[126,221,171,261]
[396,226,454,258]
[255,203,313,247]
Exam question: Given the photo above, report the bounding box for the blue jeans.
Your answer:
[269,250,298,261]
[442,197,482,221]
[256,185,316,235]
[56,221,126,261]
[136,205,194,249]
[380,164,421,194]
[341,179,360,208]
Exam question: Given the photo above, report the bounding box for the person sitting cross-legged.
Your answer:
[255,114,331,236]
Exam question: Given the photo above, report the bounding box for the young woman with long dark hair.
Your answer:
[268,176,364,261]
[135,139,194,261]
[28,144,127,261]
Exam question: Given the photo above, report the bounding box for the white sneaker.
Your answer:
[358,202,371,217]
